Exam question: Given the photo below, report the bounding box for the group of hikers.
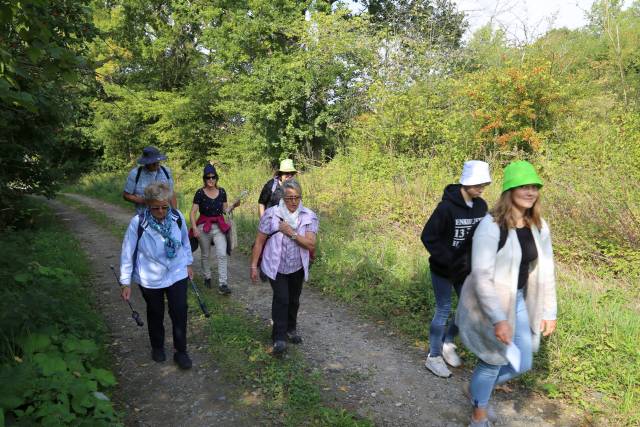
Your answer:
[117,146,557,427]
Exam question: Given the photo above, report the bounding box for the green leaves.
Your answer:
[0,333,118,424]
[21,334,52,355]
[33,353,67,376]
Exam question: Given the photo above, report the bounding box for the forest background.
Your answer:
[1,0,639,424]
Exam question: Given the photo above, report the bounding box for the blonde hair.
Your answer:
[490,189,542,229]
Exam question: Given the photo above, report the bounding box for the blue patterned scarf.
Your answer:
[144,210,182,259]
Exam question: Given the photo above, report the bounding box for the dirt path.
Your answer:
[59,194,581,427]
[48,198,259,427]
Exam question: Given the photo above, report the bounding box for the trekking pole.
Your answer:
[189,279,211,318]
[109,265,144,327]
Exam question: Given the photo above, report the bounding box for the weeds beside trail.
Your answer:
[0,199,119,426]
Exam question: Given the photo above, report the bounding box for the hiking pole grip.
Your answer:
[190,279,211,318]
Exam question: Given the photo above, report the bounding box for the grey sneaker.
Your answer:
[218,284,231,295]
[442,342,462,367]
[425,354,452,378]
[463,382,498,422]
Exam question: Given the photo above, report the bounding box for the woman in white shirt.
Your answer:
[456,161,557,427]
[119,182,194,369]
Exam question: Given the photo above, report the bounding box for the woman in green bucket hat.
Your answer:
[456,160,558,427]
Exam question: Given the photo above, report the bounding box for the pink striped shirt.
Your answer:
[258,205,319,281]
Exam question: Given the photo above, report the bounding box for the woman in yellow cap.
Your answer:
[258,159,297,218]
[456,161,558,427]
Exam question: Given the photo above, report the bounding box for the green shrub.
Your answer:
[0,201,119,426]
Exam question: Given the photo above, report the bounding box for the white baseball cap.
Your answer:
[460,160,492,186]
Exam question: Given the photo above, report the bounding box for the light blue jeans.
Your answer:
[469,290,533,408]
[429,272,462,356]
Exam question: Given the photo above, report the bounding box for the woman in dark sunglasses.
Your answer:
[189,164,240,294]
[119,182,194,369]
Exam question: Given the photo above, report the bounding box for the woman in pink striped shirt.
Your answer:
[250,179,319,355]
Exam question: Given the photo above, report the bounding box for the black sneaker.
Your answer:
[286,330,302,344]
[204,278,212,288]
[173,351,192,370]
[272,340,287,355]
[151,347,166,363]
[218,284,231,295]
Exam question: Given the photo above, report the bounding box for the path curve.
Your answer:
[61,193,581,427]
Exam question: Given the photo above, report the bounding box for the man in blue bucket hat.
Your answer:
[123,146,177,214]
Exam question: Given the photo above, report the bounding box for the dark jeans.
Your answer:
[138,278,188,353]
[269,269,304,342]
[429,272,463,356]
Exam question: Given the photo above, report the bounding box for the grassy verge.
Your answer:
[199,291,372,426]
[0,199,120,426]
[57,193,370,426]
[64,152,640,424]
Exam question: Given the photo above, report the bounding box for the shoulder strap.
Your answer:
[271,177,278,193]
[133,213,148,268]
[497,226,508,252]
[170,208,182,229]
[161,165,170,180]
[134,166,143,186]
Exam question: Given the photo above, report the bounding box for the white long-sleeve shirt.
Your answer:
[120,211,193,288]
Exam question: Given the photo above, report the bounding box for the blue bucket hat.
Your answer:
[137,146,167,165]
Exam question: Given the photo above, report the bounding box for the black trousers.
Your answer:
[269,269,304,342]
[138,278,188,353]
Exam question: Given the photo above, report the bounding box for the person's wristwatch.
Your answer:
[290,232,298,241]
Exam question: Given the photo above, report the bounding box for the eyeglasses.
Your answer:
[283,196,301,202]
[149,205,170,211]
[204,175,218,180]
[281,172,296,177]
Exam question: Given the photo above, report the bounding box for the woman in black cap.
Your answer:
[123,146,177,214]
[189,164,240,294]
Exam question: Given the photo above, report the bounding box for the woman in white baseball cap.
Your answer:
[420,160,492,378]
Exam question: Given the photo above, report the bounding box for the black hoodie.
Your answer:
[420,184,488,285]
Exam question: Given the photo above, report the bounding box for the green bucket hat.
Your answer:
[502,161,543,192]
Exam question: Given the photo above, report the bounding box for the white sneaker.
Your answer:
[442,342,462,367]
[425,354,452,378]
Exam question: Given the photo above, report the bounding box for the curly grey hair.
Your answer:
[144,182,173,203]
[282,179,302,197]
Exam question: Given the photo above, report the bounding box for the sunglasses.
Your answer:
[204,175,218,180]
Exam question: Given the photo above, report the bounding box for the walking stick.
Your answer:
[109,265,144,327]
[189,279,211,318]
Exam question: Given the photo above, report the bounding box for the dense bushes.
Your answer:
[0,202,119,426]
